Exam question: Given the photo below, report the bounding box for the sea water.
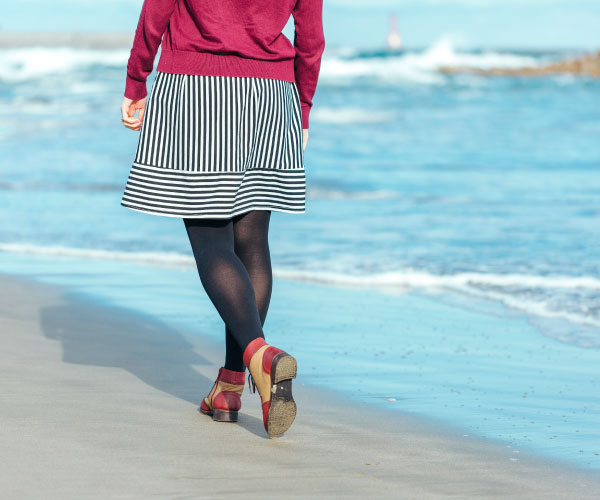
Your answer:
[1,39,599,470]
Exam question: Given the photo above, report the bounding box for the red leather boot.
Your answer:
[243,337,297,436]
[199,367,245,422]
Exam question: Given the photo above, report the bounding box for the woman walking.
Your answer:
[119,0,325,437]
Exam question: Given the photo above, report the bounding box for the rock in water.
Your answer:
[440,51,600,78]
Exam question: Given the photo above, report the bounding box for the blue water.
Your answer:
[1,40,599,470]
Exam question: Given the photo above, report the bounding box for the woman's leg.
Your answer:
[183,217,265,357]
[223,210,273,371]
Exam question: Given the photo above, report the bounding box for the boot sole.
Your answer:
[199,406,238,423]
[213,409,239,422]
[267,353,297,437]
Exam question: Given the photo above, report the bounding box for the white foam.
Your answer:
[272,268,600,291]
[320,37,540,85]
[0,47,129,82]
[307,186,398,200]
[311,107,395,124]
[0,243,195,268]
[416,37,538,70]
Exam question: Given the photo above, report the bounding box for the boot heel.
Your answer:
[267,389,297,436]
[242,338,299,436]
[268,354,297,436]
[200,367,245,423]
[272,353,297,383]
[213,409,238,422]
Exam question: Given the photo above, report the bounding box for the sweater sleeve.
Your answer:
[124,0,178,100]
[292,0,325,129]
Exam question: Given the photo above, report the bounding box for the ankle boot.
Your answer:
[243,337,297,436]
[199,367,245,422]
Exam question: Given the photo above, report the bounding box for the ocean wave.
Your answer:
[0,181,395,198]
[273,268,600,336]
[0,38,542,85]
[0,182,122,192]
[0,243,195,268]
[1,243,599,334]
[0,47,129,82]
[273,268,600,291]
[311,107,395,124]
[307,186,398,200]
[320,37,540,85]
[0,98,92,116]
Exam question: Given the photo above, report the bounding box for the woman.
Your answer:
[119,0,325,437]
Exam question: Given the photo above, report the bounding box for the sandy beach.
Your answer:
[1,272,599,499]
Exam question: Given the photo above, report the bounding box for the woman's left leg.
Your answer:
[183,217,265,353]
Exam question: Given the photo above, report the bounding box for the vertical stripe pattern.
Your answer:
[121,72,305,219]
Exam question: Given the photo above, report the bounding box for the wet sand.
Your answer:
[1,272,599,499]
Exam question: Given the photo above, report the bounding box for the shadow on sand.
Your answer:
[39,290,267,438]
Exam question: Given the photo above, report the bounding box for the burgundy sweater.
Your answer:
[125,0,325,128]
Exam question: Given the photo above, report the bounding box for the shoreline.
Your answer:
[0,249,599,472]
[1,271,600,498]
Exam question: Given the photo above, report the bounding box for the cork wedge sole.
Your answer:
[267,353,298,436]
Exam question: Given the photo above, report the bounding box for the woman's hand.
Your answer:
[302,129,309,151]
[121,96,147,131]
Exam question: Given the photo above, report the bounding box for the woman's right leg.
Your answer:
[183,217,265,354]
[224,210,273,372]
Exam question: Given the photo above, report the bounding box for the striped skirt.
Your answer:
[121,71,306,218]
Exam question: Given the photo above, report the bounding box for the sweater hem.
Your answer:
[156,48,297,83]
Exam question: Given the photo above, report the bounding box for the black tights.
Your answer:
[183,210,272,372]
